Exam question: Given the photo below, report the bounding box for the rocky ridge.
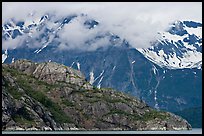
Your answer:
[2,59,191,131]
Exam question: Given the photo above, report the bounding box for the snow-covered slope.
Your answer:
[2,50,8,63]
[138,21,202,69]
[2,13,125,63]
[3,15,202,70]
[1,15,202,127]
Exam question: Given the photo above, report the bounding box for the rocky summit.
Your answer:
[2,59,191,131]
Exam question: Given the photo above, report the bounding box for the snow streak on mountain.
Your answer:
[2,13,202,127]
[138,21,202,69]
[2,13,202,70]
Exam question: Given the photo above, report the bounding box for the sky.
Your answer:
[2,2,202,50]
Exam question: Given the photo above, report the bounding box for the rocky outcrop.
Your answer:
[9,59,92,89]
[2,59,192,131]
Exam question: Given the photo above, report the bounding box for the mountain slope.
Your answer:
[2,59,192,130]
[2,17,202,69]
[2,14,202,127]
[3,45,201,112]
[138,20,202,69]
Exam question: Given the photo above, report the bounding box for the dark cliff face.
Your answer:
[2,59,192,131]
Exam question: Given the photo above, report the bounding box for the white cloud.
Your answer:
[2,2,202,50]
[56,15,110,51]
[2,35,27,50]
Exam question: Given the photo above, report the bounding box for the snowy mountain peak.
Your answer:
[39,14,49,23]
[183,21,202,28]
[168,20,187,36]
[138,20,202,69]
[2,13,124,61]
[84,19,99,29]
[2,13,202,70]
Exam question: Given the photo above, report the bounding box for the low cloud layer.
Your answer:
[2,2,202,50]
[57,16,110,51]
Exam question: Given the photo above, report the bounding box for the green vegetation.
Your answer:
[103,96,125,103]
[102,109,141,121]
[17,107,34,121]
[20,81,73,124]
[3,66,73,124]
[13,115,35,126]
[103,109,169,122]
[108,109,132,116]
[93,86,99,91]
[2,73,23,100]
[85,97,100,103]
[4,85,23,100]
[142,110,169,121]
[81,89,129,104]
[69,74,82,79]
[61,99,75,107]
[12,107,35,125]
[2,64,174,130]
[2,66,23,77]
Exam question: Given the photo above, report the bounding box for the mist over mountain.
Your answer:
[2,2,202,128]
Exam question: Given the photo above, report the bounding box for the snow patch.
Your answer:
[70,62,75,67]
[158,50,165,57]
[34,35,55,54]
[89,71,94,85]
[2,50,8,63]
[112,66,116,71]
[97,76,104,89]
[154,90,159,109]
[76,62,80,71]
[185,26,202,38]
[138,25,202,70]
[11,58,15,63]
[94,70,104,82]
[152,65,158,75]
[138,47,202,69]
